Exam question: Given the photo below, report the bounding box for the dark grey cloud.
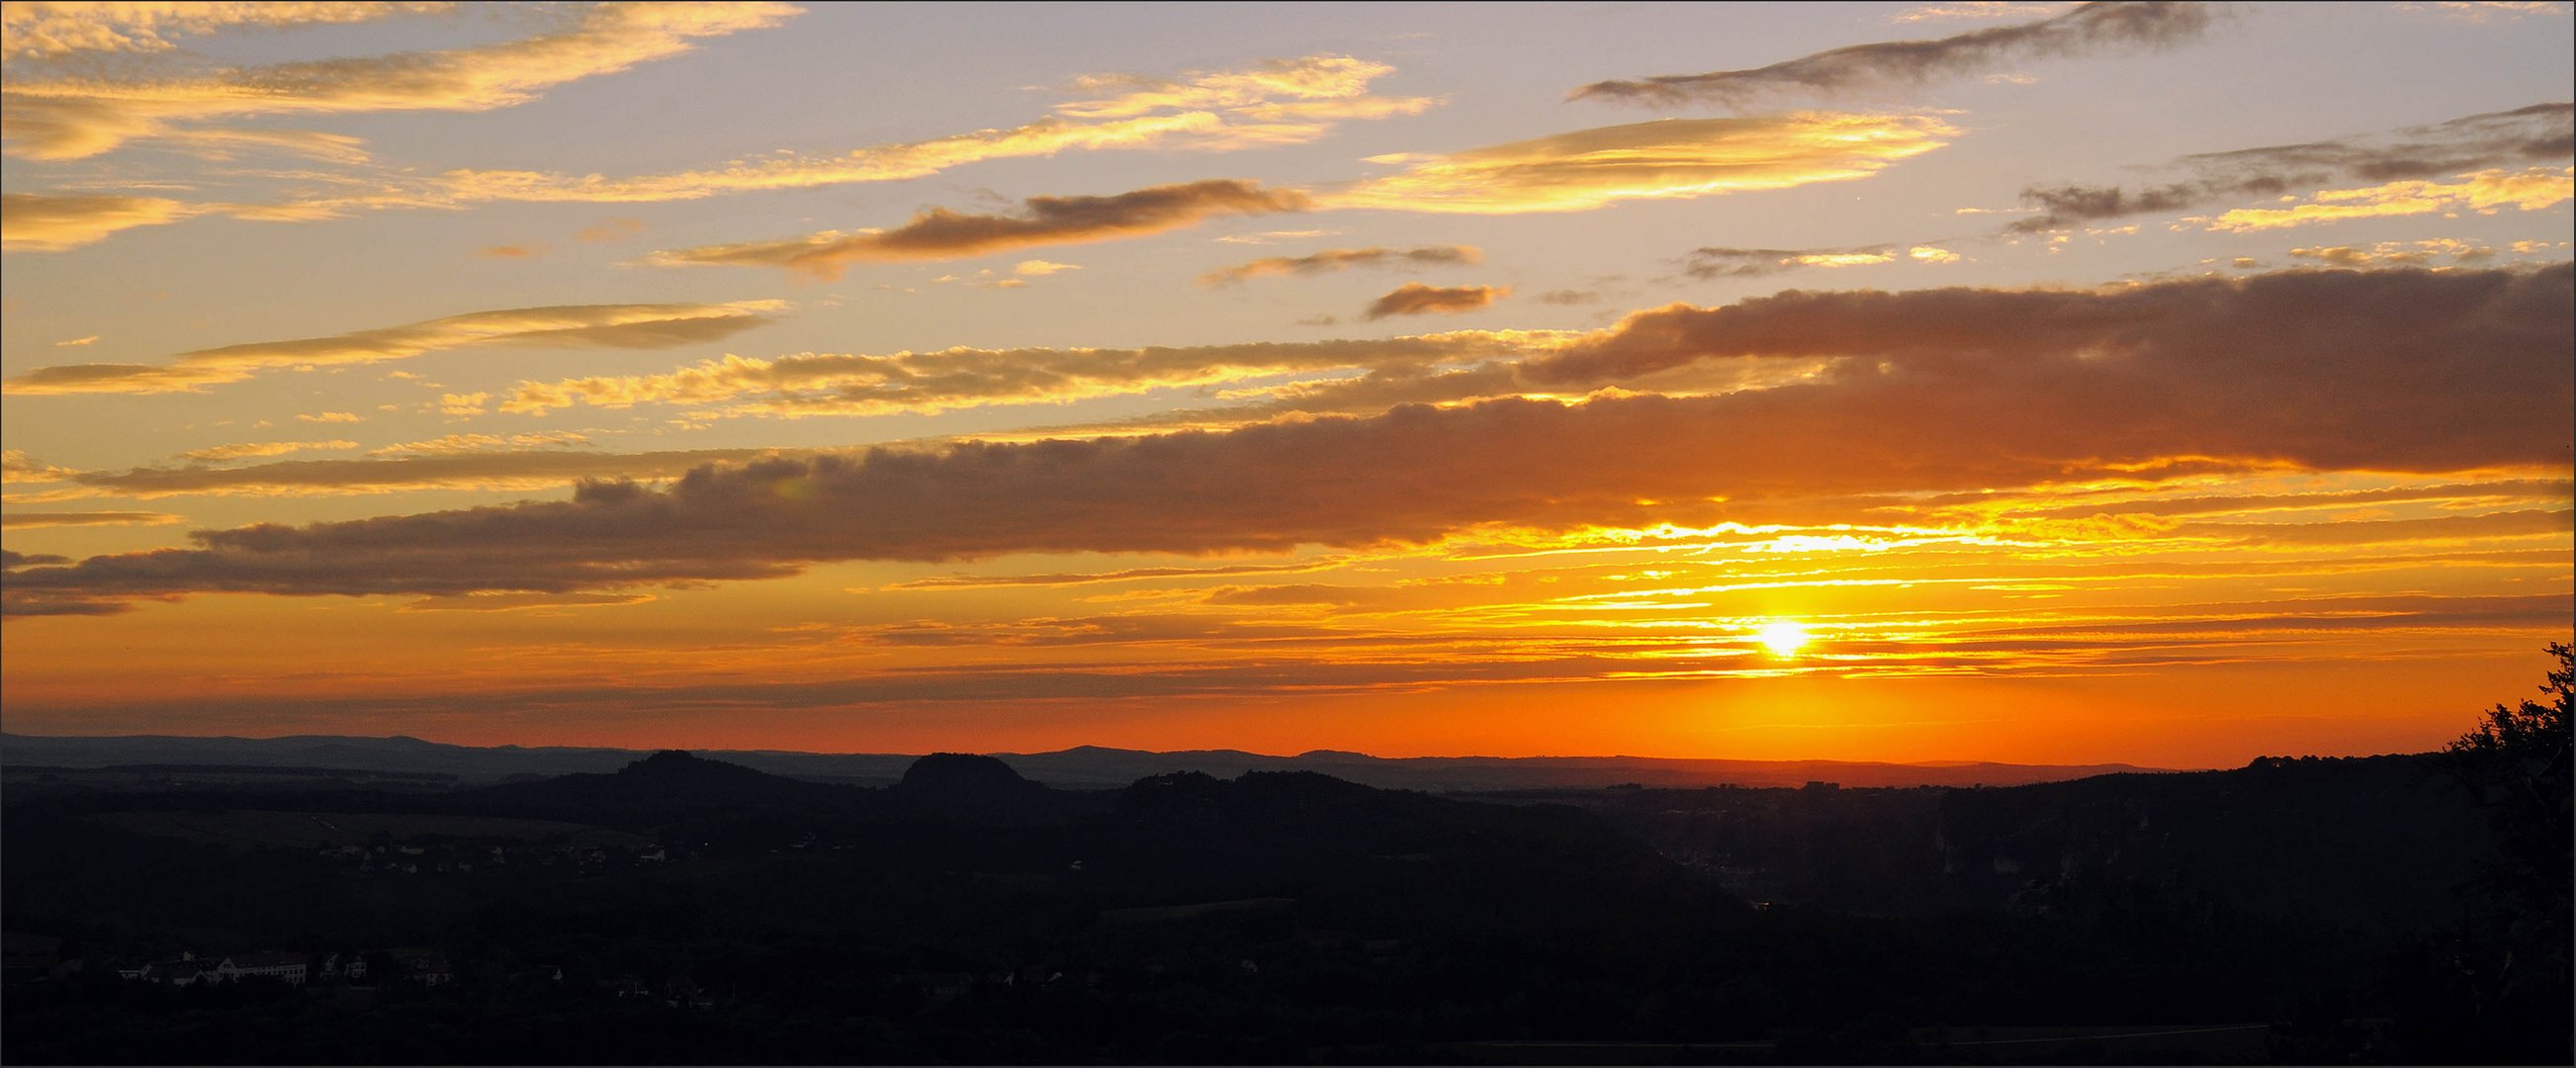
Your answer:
[652,180,1312,277]
[1572,1,2215,107]
[2011,101,2573,230]
[1363,282,1507,319]
[52,448,782,498]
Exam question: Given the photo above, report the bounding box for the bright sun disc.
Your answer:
[1756,621,1811,658]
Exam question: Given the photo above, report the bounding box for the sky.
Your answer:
[2,1,2570,766]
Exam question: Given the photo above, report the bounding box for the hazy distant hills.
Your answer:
[0,731,2169,791]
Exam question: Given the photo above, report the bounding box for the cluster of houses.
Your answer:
[317,841,670,875]
[119,950,454,988]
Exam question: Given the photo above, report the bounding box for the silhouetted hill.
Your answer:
[461,751,866,832]
[1936,754,2492,933]
[1513,752,2493,936]
[2,731,2170,791]
[3,742,2557,1064]
[883,753,1065,825]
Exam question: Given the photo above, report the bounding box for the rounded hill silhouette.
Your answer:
[898,752,1030,791]
[890,753,1057,824]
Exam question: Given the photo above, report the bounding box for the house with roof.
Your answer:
[217,951,310,985]
[140,957,220,986]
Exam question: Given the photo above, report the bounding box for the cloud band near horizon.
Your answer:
[6,264,2565,617]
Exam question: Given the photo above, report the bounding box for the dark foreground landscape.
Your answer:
[3,657,2566,1065]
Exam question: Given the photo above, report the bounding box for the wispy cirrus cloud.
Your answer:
[4,52,1439,253]
[1569,1,2214,107]
[647,180,1310,276]
[1200,245,1479,286]
[0,2,452,60]
[2,301,782,396]
[1,2,798,160]
[9,265,2564,616]
[431,55,1434,206]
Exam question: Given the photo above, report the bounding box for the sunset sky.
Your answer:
[3,1,2570,766]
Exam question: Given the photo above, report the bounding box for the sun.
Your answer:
[1755,621,1812,658]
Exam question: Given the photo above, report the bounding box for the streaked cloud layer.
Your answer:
[14,265,2563,614]
[5,302,782,395]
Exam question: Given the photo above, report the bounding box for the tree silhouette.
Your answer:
[2442,642,2572,1062]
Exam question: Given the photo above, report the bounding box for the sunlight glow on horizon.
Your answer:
[1756,621,1815,659]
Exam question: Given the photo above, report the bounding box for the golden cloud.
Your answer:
[0,510,182,529]
[1,449,77,484]
[1,192,194,250]
[2202,166,2574,232]
[1058,55,1398,118]
[369,432,592,456]
[3,300,782,396]
[175,440,362,463]
[2285,238,2498,267]
[1326,114,1953,214]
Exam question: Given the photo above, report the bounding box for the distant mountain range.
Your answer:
[0,732,2171,791]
